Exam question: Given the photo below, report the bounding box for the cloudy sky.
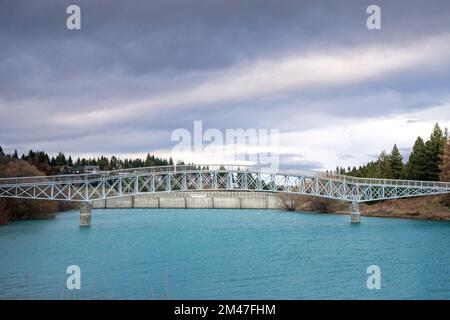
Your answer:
[1,0,450,171]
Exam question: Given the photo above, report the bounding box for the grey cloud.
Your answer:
[337,154,354,160]
[1,0,450,165]
[278,161,325,172]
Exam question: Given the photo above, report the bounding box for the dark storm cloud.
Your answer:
[1,0,450,168]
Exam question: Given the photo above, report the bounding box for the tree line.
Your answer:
[0,147,178,176]
[332,123,450,182]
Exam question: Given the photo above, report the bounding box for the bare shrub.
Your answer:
[0,154,60,224]
[278,193,302,211]
[309,197,340,212]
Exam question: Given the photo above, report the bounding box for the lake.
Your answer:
[1,208,450,299]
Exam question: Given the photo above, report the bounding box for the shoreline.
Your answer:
[327,210,450,222]
[2,193,449,225]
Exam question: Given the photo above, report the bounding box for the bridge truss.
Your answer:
[1,165,449,203]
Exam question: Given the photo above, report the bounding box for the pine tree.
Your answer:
[424,123,446,181]
[36,151,49,164]
[406,137,427,180]
[375,150,391,178]
[55,152,67,166]
[389,144,403,179]
[97,156,109,170]
[440,138,450,182]
[440,137,450,206]
[110,156,118,170]
[145,154,154,167]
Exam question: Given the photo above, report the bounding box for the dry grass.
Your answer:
[276,192,450,221]
[360,195,450,221]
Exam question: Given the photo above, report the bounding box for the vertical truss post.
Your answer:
[212,172,217,189]
[151,175,155,192]
[270,174,275,191]
[227,173,233,190]
[198,173,203,190]
[134,176,139,194]
[243,172,248,190]
[256,173,262,191]
[182,173,187,190]
[166,173,172,191]
[342,182,347,200]
[85,182,89,201]
[299,177,304,193]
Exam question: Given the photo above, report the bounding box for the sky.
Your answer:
[1,0,450,171]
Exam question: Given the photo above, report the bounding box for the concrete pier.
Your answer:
[80,202,92,227]
[350,201,361,224]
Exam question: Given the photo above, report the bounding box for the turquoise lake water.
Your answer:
[1,208,450,299]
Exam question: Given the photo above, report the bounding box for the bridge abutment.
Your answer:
[80,202,92,227]
[350,201,361,224]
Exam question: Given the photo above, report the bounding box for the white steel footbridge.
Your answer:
[1,165,449,225]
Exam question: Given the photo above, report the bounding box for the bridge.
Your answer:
[0,164,449,225]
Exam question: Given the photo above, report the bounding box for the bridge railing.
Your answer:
[323,173,450,189]
[0,164,318,185]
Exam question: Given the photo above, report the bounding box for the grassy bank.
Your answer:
[288,194,450,221]
[359,195,450,221]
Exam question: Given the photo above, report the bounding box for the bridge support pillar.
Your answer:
[80,202,92,227]
[350,201,361,224]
